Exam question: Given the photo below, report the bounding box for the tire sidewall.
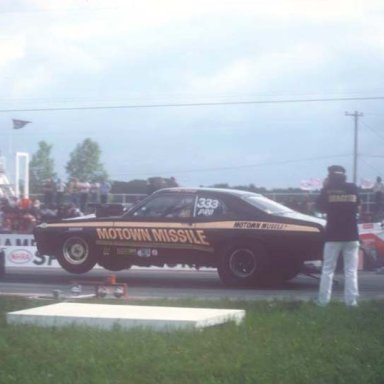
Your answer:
[217,241,269,287]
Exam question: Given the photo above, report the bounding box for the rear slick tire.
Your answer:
[217,242,269,287]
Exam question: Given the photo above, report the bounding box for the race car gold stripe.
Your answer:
[43,220,320,233]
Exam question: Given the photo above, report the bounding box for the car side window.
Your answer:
[132,195,195,218]
[194,195,228,218]
[163,195,195,218]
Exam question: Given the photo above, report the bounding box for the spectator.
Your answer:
[99,179,111,204]
[18,195,31,212]
[316,165,360,307]
[90,182,100,203]
[67,178,80,207]
[42,178,55,208]
[56,178,66,207]
[29,199,42,223]
[373,176,384,221]
[78,181,90,213]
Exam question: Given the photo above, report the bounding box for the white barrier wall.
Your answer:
[1,234,59,268]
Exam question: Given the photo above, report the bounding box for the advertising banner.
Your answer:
[0,234,59,268]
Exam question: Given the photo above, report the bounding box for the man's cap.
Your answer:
[328,165,346,175]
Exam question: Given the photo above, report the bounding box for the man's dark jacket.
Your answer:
[316,181,360,242]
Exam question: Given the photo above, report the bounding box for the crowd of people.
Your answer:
[41,177,112,213]
[0,177,112,233]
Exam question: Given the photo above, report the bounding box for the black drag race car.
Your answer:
[34,188,325,287]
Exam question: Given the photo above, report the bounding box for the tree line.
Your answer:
[28,139,179,195]
[29,138,108,194]
[28,138,308,195]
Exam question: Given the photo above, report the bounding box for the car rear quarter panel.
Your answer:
[204,219,324,262]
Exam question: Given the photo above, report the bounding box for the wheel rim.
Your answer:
[63,237,89,265]
[228,248,258,278]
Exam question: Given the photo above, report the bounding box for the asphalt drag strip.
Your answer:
[0,267,383,302]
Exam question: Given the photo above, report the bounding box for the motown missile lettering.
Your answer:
[234,221,286,230]
[233,221,320,232]
[96,227,210,246]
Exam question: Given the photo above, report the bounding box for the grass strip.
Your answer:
[0,297,383,384]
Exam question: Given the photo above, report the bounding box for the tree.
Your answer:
[66,138,108,182]
[29,141,56,194]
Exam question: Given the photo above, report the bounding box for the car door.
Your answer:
[190,192,237,248]
[110,192,204,261]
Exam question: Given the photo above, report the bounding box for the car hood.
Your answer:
[63,214,96,221]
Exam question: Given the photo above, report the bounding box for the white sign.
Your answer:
[1,234,59,268]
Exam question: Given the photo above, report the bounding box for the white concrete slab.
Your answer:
[7,303,245,331]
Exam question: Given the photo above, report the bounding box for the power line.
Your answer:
[359,157,383,176]
[361,120,384,143]
[363,155,384,159]
[112,154,350,178]
[0,96,384,113]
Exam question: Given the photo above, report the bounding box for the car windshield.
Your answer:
[243,195,294,215]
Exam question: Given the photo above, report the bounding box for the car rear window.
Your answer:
[243,195,294,215]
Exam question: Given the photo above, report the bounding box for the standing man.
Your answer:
[56,178,66,208]
[99,178,111,204]
[42,178,55,208]
[68,178,79,208]
[316,165,360,307]
[78,180,91,213]
[373,176,384,221]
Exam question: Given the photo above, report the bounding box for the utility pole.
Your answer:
[345,111,363,184]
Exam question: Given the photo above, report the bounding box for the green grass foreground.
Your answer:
[0,297,383,384]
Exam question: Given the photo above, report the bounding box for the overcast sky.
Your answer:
[1,0,384,189]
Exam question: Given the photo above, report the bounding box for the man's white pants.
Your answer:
[318,241,359,306]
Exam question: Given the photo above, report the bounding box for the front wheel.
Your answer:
[56,236,96,274]
[217,242,269,287]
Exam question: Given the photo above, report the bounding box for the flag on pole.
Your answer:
[12,119,31,129]
[360,178,374,190]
